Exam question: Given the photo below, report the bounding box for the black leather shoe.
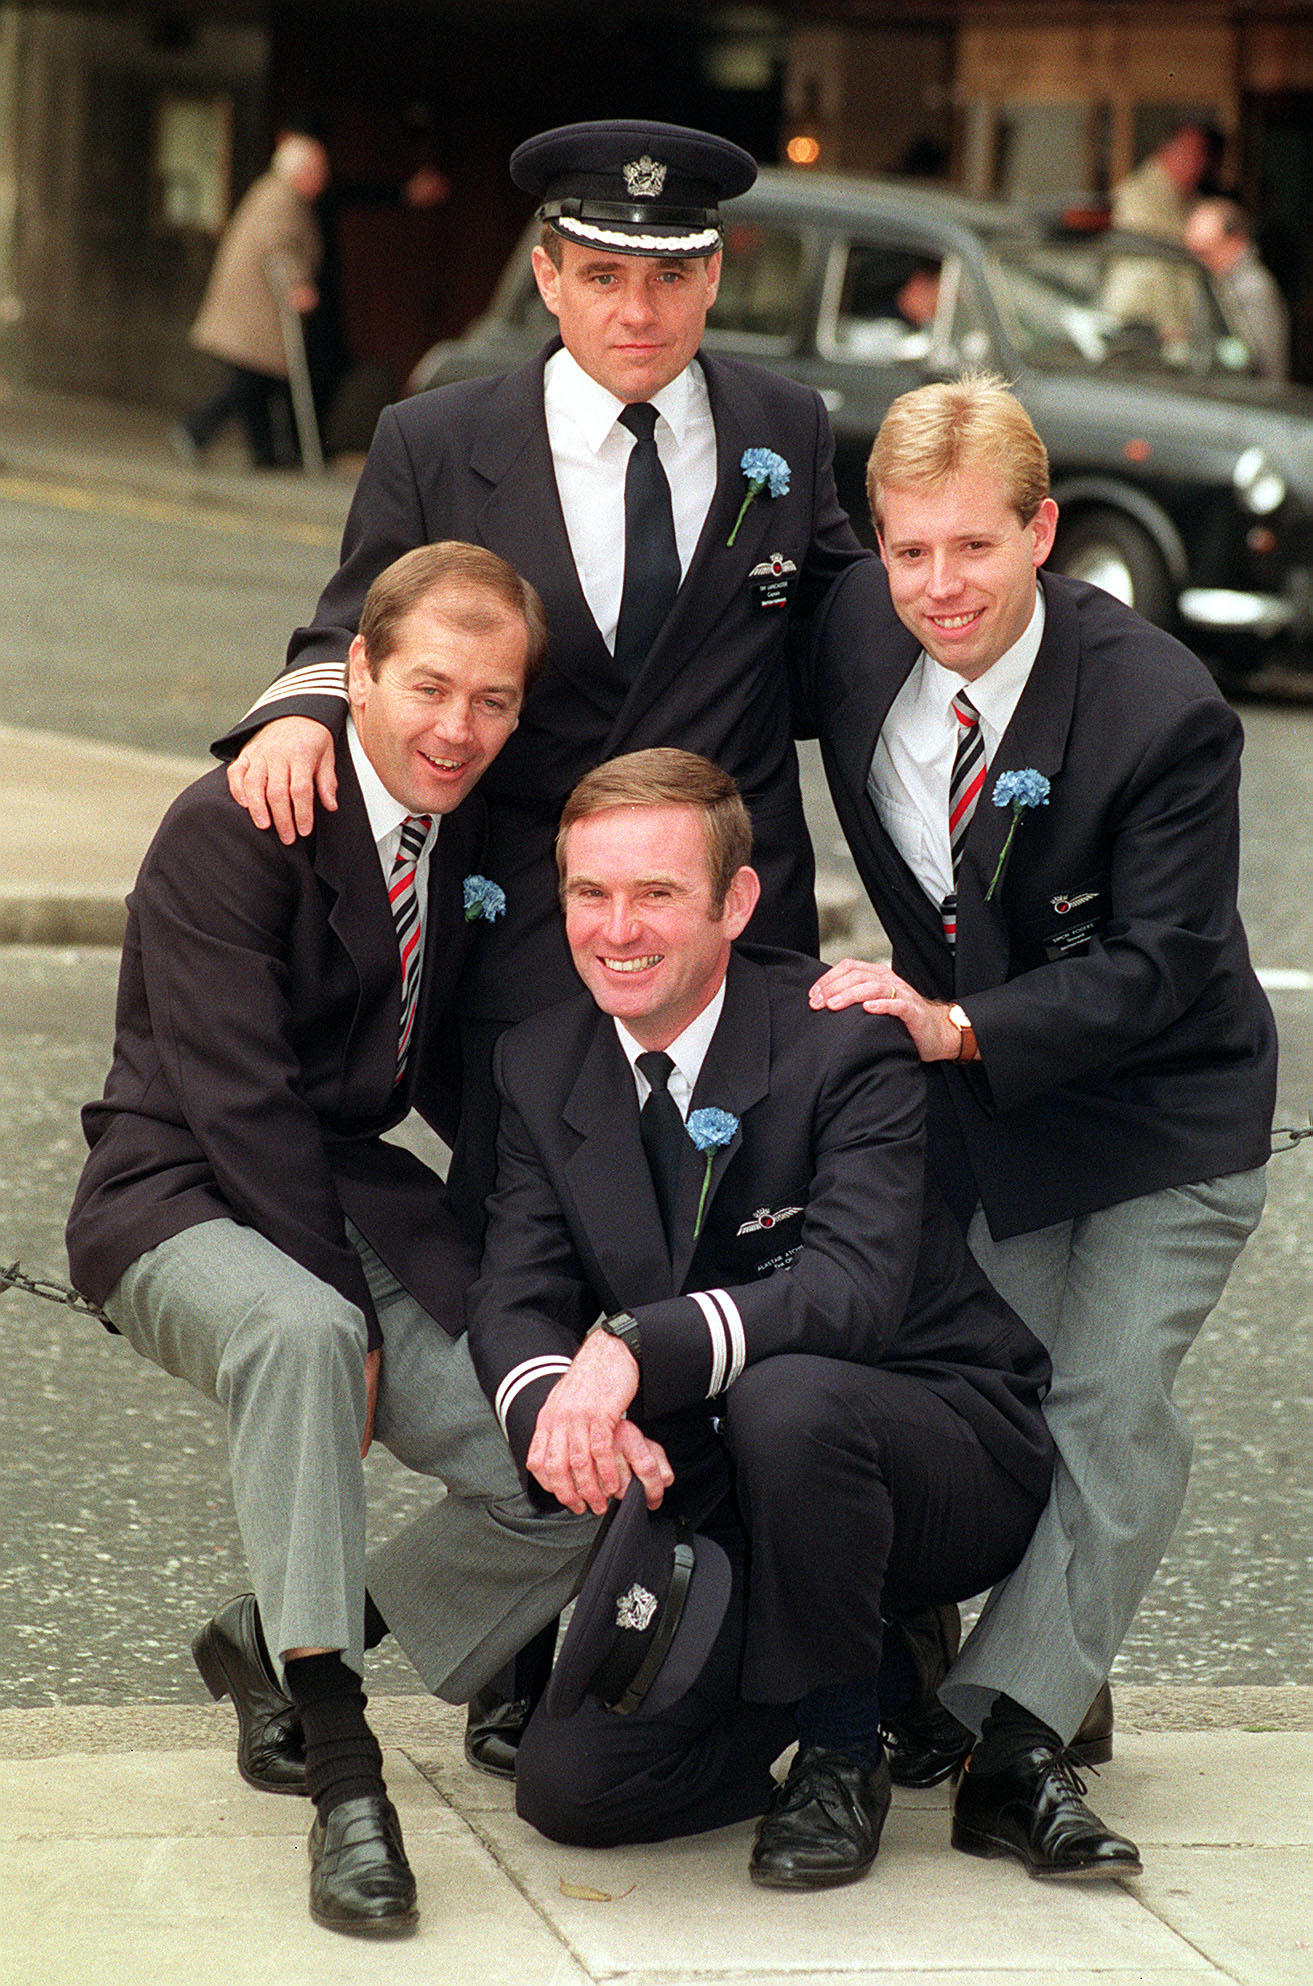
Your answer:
[882,1604,969,1788]
[750,1745,892,1890]
[463,1617,559,1779]
[887,1669,1115,1788]
[307,1794,418,1936]
[952,1742,1142,1879]
[192,1593,306,1796]
[463,1691,534,1779]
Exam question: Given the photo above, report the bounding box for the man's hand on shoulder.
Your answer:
[227,715,338,844]
[526,1331,671,1515]
[809,958,964,1062]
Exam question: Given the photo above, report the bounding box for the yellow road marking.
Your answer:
[0,469,340,548]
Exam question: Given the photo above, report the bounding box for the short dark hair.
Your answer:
[557,749,753,912]
[355,541,549,691]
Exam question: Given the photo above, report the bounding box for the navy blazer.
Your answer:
[67,756,483,1343]
[800,564,1277,1237]
[465,947,1054,1509]
[213,344,865,1022]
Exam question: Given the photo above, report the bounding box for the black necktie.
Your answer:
[636,1050,684,1240]
[614,404,681,677]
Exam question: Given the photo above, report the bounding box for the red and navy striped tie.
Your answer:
[941,690,985,946]
[389,813,432,1079]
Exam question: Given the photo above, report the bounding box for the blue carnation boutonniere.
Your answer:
[463,874,506,923]
[727,448,790,547]
[985,770,1051,902]
[686,1107,739,1238]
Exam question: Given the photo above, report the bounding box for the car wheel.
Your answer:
[1051,508,1175,629]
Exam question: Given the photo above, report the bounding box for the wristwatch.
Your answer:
[589,1311,642,1365]
[947,1003,979,1064]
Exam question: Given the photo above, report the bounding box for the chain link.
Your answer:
[0,1261,106,1319]
[2,1118,1308,1314]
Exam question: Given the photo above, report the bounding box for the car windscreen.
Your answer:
[984,235,1258,380]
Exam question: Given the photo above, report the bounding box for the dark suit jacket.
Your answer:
[213,344,865,1022]
[66,756,483,1344]
[800,564,1277,1238]
[465,947,1053,1510]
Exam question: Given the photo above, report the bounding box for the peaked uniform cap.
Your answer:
[546,1477,733,1719]
[510,119,757,257]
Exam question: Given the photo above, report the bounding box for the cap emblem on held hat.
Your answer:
[624,155,667,199]
[615,1582,658,1632]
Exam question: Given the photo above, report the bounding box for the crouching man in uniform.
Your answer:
[464,748,1055,1887]
[65,543,593,1937]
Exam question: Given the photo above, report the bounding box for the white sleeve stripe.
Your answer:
[494,1357,571,1438]
[689,1290,728,1396]
[243,664,349,720]
[707,1288,746,1387]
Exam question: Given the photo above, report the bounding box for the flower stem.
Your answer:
[727,484,761,548]
[985,809,1022,902]
[693,1154,715,1238]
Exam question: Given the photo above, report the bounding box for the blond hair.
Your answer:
[867,374,1049,528]
[557,749,752,911]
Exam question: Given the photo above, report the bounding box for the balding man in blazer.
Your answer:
[67,544,591,1936]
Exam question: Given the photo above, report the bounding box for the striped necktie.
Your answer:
[941,689,985,946]
[389,812,432,1079]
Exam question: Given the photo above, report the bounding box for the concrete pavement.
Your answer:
[5,1691,1311,1986]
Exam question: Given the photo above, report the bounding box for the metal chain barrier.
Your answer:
[3,1118,1308,1320]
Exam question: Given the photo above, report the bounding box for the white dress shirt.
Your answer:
[346,716,439,965]
[613,979,726,1119]
[867,587,1046,910]
[543,346,717,652]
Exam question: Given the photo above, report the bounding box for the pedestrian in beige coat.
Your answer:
[174,134,329,467]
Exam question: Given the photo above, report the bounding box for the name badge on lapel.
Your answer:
[749,552,797,611]
[1041,888,1108,960]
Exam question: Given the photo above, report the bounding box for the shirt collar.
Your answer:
[346,713,439,853]
[614,976,727,1096]
[545,344,700,452]
[922,583,1046,730]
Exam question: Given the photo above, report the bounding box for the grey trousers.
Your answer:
[941,1168,1266,1740]
[107,1217,594,1690]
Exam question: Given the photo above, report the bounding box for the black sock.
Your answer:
[363,1593,389,1651]
[972,1692,1062,1773]
[795,1676,885,1768]
[875,1625,919,1720]
[284,1652,385,1818]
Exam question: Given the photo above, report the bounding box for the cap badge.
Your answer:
[615,1582,659,1632]
[623,155,667,199]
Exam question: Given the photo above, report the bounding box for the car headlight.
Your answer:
[1233,446,1286,516]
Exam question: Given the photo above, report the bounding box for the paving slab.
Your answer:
[2,1715,1309,1986]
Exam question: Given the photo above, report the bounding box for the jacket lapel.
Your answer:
[469,344,623,722]
[315,757,404,1104]
[954,576,1079,993]
[562,1015,674,1303]
[670,952,772,1290]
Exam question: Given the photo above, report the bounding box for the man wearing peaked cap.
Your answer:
[207,111,865,1778]
[461,748,1055,1885]
[212,114,866,1228]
